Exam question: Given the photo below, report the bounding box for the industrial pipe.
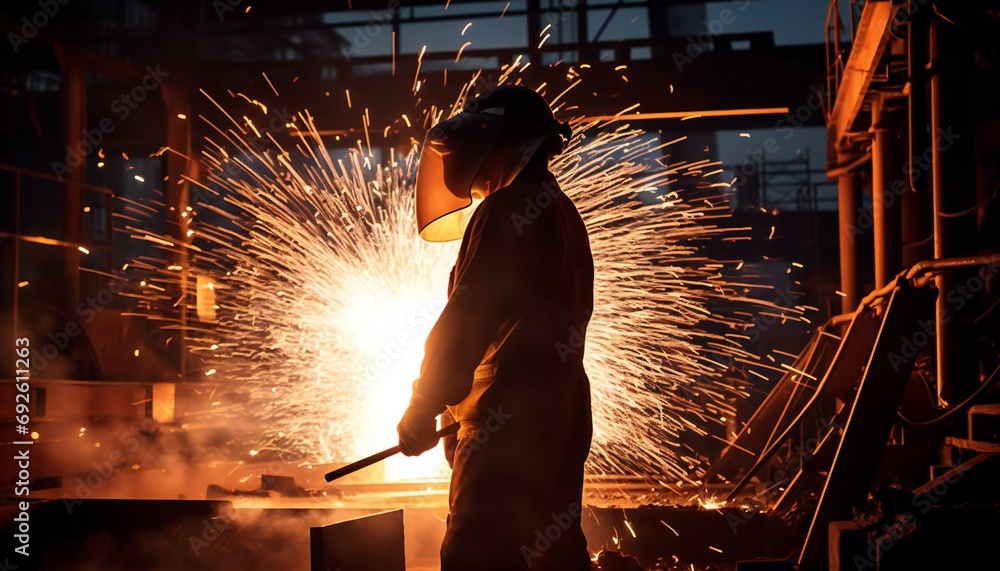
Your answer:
[929,16,980,405]
[906,254,1000,280]
[859,254,1000,310]
[903,8,934,266]
[907,6,929,199]
[871,96,904,289]
[835,150,864,313]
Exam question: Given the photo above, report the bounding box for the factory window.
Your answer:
[704,0,849,46]
[541,51,578,65]
[332,22,394,60]
[398,16,529,58]
[24,72,61,93]
[351,63,394,77]
[539,1,580,46]
[586,7,649,42]
[630,46,652,60]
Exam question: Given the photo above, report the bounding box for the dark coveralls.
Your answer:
[414,175,594,571]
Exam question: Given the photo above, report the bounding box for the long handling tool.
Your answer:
[324,422,460,482]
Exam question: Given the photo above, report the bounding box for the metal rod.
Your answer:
[324,422,460,483]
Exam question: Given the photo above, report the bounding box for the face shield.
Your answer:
[415,112,505,242]
[416,109,550,242]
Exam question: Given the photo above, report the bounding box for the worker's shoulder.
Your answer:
[482,179,568,219]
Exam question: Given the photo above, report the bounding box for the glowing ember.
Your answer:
[698,496,725,510]
[123,70,800,483]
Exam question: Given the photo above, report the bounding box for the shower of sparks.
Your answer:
[122,70,802,483]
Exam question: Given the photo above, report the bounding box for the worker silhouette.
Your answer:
[397,85,595,571]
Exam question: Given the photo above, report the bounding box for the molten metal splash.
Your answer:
[125,74,799,483]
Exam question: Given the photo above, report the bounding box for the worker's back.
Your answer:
[445,177,592,414]
[438,176,595,571]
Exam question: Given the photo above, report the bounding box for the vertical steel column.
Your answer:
[527,0,541,63]
[164,86,197,379]
[576,0,588,41]
[871,95,904,288]
[62,60,86,313]
[929,19,979,404]
[576,0,596,60]
[836,153,863,313]
[903,12,934,266]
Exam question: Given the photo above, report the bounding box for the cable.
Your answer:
[932,4,961,27]
[938,183,999,218]
[974,297,1000,325]
[896,338,1000,427]
[897,361,1000,426]
[902,234,934,249]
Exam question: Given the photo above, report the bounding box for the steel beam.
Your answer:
[828,0,896,147]
[58,55,85,313]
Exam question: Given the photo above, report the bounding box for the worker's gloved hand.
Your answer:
[397,388,445,457]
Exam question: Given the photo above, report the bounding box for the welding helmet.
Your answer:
[415,85,573,242]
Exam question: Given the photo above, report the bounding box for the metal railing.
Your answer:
[825,0,866,125]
